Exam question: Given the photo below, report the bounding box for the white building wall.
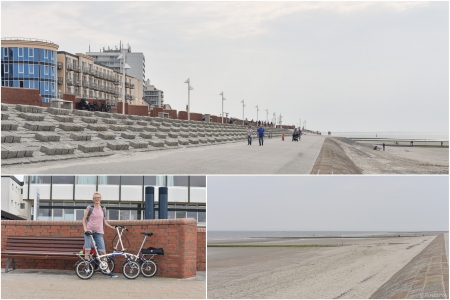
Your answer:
[1,177,29,219]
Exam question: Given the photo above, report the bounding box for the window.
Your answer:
[64,202,74,220]
[176,205,186,219]
[29,176,51,184]
[121,176,143,185]
[45,66,49,75]
[51,51,54,60]
[28,48,34,57]
[173,176,189,187]
[3,47,8,57]
[98,176,120,185]
[52,176,75,184]
[18,64,24,73]
[18,47,23,57]
[20,203,25,210]
[190,176,206,187]
[4,64,9,73]
[11,184,13,190]
[44,49,48,59]
[45,82,49,91]
[108,204,119,220]
[51,66,55,75]
[29,81,34,88]
[53,202,63,221]
[76,176,97,185]
[144,176,157,185]
[28,64,34,74]
[51,82,55,92]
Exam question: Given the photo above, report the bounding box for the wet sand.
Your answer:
[207,235,438,299]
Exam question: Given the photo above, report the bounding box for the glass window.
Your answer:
[38,208,52,221]
[51,51,54,60]
[64,202,74,220]
[45,66,49,75]
[52,176,75,184]
[198,206,206,223]
[76,176,97,185]
[190,176,206,187]
[167,204,175,219]
[176,205,186,219]
[144,176,157,185]
[44,49,48,59]
[53,202,63,221]
[28,64,34,74]
[75,210,85,220]
[51,82,55,92]
[20,203,25,210]
[45,82,49,91]
[130,204,139,220]
[51,66,55,75]
[18,64,24,73]
[173,176,188,187]
[30,176,51,184]
[4,64,9,73]
[121,176,143,185]
[28,48,34,57]
[187,210,197,220]
[119,204,130,220]
[18,48,23,57]
[3,47,8,57]
[108,204,119,220]
[98,176,120,185]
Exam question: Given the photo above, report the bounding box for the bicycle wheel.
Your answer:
[140,259,158,278]
[122,260,140,279]
[99,257,116,275]
[75,260,95,280]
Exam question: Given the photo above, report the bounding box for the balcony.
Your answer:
[92,70,99,77]
[82,67,90,74]
[125,94,134,101]
[113,93,119,98]
[93,83,99,90]
[57,62,63,70]
[57,77,63,85]
[82,81,89,88]
[73,79,81,87]
[66,63,74,71]
[66,78,73,86]
[74,66,81,73]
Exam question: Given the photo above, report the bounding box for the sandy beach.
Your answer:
[326,137,448,174]
[207,235,438,299]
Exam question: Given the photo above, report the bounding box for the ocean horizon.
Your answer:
[324,132,449,141]
[207,230,426,240]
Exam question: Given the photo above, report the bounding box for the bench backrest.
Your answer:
[5,236,84,252]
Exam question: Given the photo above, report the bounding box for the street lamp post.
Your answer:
[117,50,131,115]
[219,92,226,123]
[265,109,268,123]
[273,112,276,127]
[184,78,193,122]
[240,99,245,124]
[255,105,259,123]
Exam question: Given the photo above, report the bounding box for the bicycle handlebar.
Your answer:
[84,230,97,236]
[115,225,128,231]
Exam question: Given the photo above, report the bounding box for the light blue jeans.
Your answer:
[84,232,105,252]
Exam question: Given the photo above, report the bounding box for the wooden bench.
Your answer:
[3,236,84,273]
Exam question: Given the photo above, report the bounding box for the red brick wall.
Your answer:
[63,93,76,108]
[179,111,203,121]
[128,105,149,116]
[197,228,206,271]
[150,107,164,117]
[164,109,178,119]
[1,219,199,278]
[211,116,218,123]
[1,87,42,106]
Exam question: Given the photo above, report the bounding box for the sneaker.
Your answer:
[105,272,118,278]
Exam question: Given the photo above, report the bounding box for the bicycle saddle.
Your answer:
[141,232,153,236]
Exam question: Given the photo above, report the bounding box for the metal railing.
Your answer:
[57,77,63,85]
[57,62,63,70]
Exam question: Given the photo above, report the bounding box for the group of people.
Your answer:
[246,125,266,146]
[244,118,273,127]
[77,98,112,112]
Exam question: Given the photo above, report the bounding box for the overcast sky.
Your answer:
[2,1,448,132]
[207,176,449,231]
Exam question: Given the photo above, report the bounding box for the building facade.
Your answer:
[1,176,29,220]
[87,44,145,87]
[1,38,58,103]
[143,79,164,108]
[23,175,206,226]
[57,51,142,105]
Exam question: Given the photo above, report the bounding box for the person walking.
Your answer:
[382,143,385,151]
[247,126,253,145]
[257,124,265,146]
[82,191,118,278]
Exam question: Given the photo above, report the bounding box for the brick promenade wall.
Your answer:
[1,87,41,106]
[178,111,203,121]
[62,93,76,108]
[128,105,149,116]
[1,219,200,278]
[197,228,206,271]
[150,107,163,117]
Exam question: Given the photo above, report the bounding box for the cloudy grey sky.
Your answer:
[207,176,449,231]
[2,1,448,132]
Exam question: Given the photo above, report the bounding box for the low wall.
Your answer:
[1,219,201,278]
[197,228,206,271]
[1,87,42,106]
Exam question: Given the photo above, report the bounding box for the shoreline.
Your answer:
[208,235,440,299]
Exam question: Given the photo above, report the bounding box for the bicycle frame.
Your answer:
[114,226,157,262]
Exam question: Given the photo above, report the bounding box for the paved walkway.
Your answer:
[370,234,449,299]
[2,135,325,174]
[1,269,206,299]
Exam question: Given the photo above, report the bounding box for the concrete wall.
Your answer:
[1,87,42,106]
[1,219,203,278]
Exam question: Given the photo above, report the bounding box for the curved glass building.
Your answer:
[1,38,59,103]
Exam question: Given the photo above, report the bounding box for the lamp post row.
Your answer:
[183,79,298,128]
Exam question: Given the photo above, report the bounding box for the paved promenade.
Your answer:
[370,234,449,299]
[1,269,206,299]
[2,135,325,174]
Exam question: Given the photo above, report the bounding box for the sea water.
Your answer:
[207,231,405,241]
[327,132,448,141]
